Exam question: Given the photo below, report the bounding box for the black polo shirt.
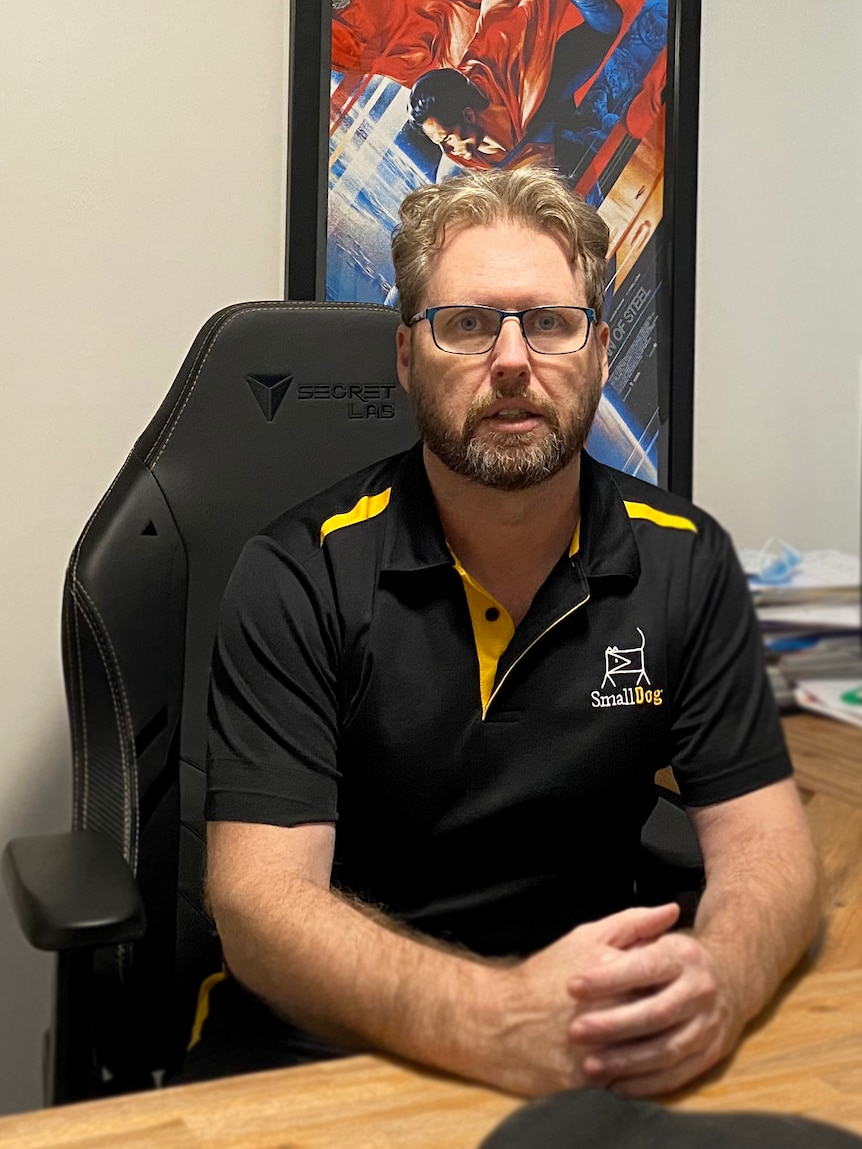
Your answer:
[206,444,791,957]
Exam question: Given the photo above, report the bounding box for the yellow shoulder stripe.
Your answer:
[624,501,697,533]
[319,488,392,545]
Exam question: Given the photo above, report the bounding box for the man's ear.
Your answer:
[463,105,476,125]
[396,325,412,394]
[596,321,610,388]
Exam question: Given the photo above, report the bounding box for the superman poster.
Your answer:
[291,0,699,488]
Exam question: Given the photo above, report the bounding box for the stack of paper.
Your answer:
[737,545,862,718]
[794,680,862,730]
[741,548,860,599]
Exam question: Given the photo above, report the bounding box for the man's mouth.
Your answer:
[482,408,543,432]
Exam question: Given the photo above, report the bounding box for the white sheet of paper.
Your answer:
[740,548,860,590]
[794,679,862,729]
[757,602,862,630]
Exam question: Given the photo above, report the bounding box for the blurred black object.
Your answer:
[479,1089,862,1148]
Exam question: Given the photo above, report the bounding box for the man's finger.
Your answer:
[569,980,694,1045]
[604,1044,726,1099]
[578,1015,712,1088]
[580,1029,687,1086]
[569,940,683,1001]
[589,902,680,949]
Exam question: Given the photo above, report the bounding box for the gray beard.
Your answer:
[409,372,602,492]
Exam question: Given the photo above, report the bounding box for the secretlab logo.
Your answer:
[295,383,397,420]
[246,375,397,421]
[246,374,293,422]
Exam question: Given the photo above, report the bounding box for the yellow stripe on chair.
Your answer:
[624,501,698,533]
[319,489,392,546]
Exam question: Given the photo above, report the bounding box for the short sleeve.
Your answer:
[669,520,792,806]
[205,534,341,827]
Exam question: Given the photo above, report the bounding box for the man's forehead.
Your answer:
[426,221,582,282]
[435,218,572,248]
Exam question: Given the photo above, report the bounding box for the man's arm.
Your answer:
[566,777,823,1096]
[207,819,680,1098]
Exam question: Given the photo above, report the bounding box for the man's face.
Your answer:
[420,112,483,162]
[396,222,610,492]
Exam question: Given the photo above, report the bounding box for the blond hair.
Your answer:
[391,167,610,323]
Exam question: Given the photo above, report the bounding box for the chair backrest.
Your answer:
[63,301,417,1083]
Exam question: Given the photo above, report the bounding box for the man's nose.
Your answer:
[490,316,531,381]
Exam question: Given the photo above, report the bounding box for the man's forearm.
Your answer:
[692,817,824,1025]
[207,823,683,1098]
[210,869,509,1084]
[562,781,824,1098]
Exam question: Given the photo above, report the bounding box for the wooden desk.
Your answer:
[1,714,860,1148]
[784,712,862,806]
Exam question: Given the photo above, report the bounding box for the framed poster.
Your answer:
[285,0,700,495]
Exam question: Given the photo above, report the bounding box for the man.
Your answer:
[194,167,821,1098]
[408,0,625,170]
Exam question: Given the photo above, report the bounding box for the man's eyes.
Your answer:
[530,310,570,331]
[453,309,494,332]
[534,312,560,330]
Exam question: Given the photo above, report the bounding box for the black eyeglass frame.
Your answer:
[407,305,598,356]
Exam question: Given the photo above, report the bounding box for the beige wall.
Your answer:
[0,0,289,1112]
[693,1,862,553]
[0,0,859,1120]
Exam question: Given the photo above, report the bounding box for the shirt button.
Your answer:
[485,607,500,622]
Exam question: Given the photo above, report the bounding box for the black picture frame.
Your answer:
[284,0,701,497]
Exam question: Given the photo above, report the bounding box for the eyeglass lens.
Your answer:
[431,306,589,354]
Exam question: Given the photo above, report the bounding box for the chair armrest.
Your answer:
[640,785,704,871]
[637,787,704,926]
[2,830,146,951]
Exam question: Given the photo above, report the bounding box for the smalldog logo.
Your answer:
[591,627,663,708]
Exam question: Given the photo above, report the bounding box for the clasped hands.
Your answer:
[503,902,745,1099]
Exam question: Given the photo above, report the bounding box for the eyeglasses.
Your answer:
[408,305,597,355]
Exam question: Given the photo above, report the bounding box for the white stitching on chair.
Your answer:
[66,302,393,860]
[66,596,90,826]
[69,594,135,991]
[71,449,137,586]
[73,304,393,566]
[71,587,140,991]
[67,446,135,828]
[147,302,395,470]
[142,307,249,468]
[66,443,139,832]
[76,583,138,870]
[72,589,130,856]
[72,583,137,869]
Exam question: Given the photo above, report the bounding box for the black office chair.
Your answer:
[2,302,419,1103]
[2,301,702,1106]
